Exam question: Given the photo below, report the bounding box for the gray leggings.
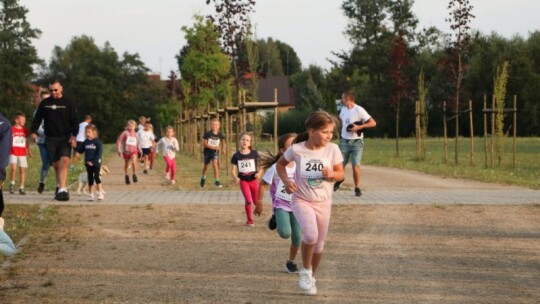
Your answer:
[275,208,301,247]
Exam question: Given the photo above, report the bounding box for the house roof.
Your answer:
[255,76,295,106]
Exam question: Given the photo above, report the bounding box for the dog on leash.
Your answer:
[77,165,110,195]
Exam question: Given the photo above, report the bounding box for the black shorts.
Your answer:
[46,137,72,162]
[142,148,152,156]
[203,151,219,165]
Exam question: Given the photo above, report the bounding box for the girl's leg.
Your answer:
[170,158,176,181]
[124,158,129,175]
[311,201,331,276]
[87,165,95,194]
[19,167,25,189]
[239,180,254,224]
[289,211,301,261]
[275,208,292,239]
[131,154,138,175]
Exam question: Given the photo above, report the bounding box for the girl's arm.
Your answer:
[116,132,125,156]
[323,162,345,182]
[276,156,298,194]
[231,164,240,185]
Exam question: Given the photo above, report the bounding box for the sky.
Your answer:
[20,0,540,79]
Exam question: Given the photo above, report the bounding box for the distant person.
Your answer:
[138,123,156,174]
[9,113,32,195]
[137,116,147,134]
[116,120,140,185]
[231,132,261,227]
[35,90,52,194]
[156,126,179,185]
[72,115,91,171]
[31,80,79,201]
[334,91,376,197]
[256,133,301,273]
[0,112,17,256]
[73,124,105,201]
[200,118,226,188]
[276,110,344,296]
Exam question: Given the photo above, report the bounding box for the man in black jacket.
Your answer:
[31,81,78,201]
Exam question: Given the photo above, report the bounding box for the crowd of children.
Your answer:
[2,108,348,296]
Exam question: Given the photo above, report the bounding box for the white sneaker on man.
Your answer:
[299,268,317,295]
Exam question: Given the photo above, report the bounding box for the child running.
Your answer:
[200,118,226,188]
[156,126,179,185]
[256,133,301,273]
[276,111,344,296]
[231,132,261,227]
[116,120,140,185]
[9,113,32,195]
[138,122,156,174]
[74,124,105,201]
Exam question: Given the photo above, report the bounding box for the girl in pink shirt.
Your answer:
[116,120,140,185]
[276,111,344,296]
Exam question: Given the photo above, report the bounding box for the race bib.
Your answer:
[208,138,220,147]
[13,136,26,148]
[238,159,256,174]
[300,156,329,179]
[126,136,137,146]
[275,180,292,202]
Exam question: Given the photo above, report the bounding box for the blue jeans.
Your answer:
[38,143,51,183]
[0,229,16,256]
[339,138,364,167]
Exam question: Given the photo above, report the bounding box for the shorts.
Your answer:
[46,137,72,162]
[141,148,151,156]
[339,138,364,167]
[10,155,28,168]
[123,152,137,160]
[203,151,219,165]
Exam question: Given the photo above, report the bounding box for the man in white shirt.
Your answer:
[335,92,376,197]
[76,115,92,151]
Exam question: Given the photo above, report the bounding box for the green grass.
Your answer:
[361,137,540,189]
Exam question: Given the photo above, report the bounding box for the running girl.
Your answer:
[256,133,300,273]
[231,132,261,227]
[74,124,105,201]
[116,120,140,185]
[276,111,344,295]
[156,126,179,185]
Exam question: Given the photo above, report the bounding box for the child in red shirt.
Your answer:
[116,120,140,185]
[9,113,32,195]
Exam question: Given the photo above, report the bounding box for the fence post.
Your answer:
[483,95,488,168]
[443,101,448,163]
[469,99,474,165]
[491,95,495,168]
[513,95,517,168]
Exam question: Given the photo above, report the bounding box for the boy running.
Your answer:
[200,118,226,188]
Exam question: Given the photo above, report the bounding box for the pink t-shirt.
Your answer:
[263,163,296,212]
[283,141,343,202]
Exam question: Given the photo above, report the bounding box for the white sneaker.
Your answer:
[299,268,317,295]
[88,193,95,201]
[97,191,104,200]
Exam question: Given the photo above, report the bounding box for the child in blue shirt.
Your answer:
[74,124,104,201]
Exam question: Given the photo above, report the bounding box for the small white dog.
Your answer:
[77,165,110,195]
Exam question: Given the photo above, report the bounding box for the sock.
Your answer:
[10,181,14,185]
[59,187,67,192]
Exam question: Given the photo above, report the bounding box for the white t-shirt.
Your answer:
[157,137,179,158]
[339,104,371,140]
[138,130,156,149]
[283,142,343,202]
[76,121,89,142]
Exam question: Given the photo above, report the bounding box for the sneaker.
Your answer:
[125,175,130,185]
[97,192,104,200]
[171,180,176,185]
[246,223,255,228]
[268,214,277,230]
[285,261,299,273]
[37,182,45,194]
[143,169,148,175]
[200,176,206,188]
[9,183,14,194]
[88,193,95,201]
[215,180,222,188]
[333,179,344,192]
[132,175,138,183]
[19,188,25,195]
[355,187,362,197]
[299,268,317,295]
[56,191,70,201]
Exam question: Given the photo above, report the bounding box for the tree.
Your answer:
[40,35,164,142]
[178,16,231,111]
[0,0,41,116]
[206,0,255,97]
[275,40,302,75]
[290,71,324,110]
[257,38,284,76]
[493,61,508,166]
[446,0,475,164]
[388,33,411,156]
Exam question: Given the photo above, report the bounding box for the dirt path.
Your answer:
[1,156,539,303]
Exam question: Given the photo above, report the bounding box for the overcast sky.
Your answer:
[20,0,540,78]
